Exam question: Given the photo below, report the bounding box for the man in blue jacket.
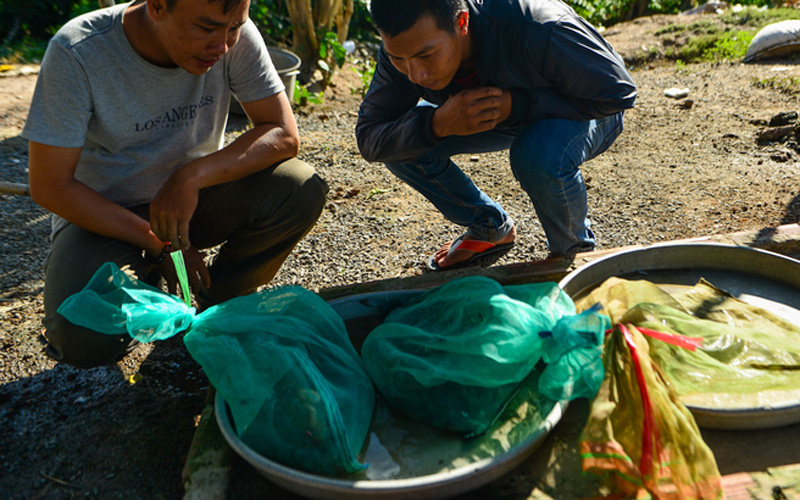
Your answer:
[356,0,636,271]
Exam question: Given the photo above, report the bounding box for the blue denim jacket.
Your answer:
[356,0,637,163]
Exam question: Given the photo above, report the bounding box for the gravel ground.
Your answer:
[2,11,800,498]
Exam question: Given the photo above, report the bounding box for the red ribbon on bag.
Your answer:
[614,323,702,478]
[606,326,703,351]
[635,327,704,351]
[619,324,658,476]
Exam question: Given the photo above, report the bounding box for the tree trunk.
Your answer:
[285,0,356,85]
[2,16,21,45]
[98,0,116,7]
[287,0,319,79]
[625,0,649,21]
[338,0,354,43]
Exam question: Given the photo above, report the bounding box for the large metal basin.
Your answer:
[558,242,800,430]
[216,290,568,499]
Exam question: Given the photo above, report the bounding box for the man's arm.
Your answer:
[28,141,212,295]
[148,90,299,250]
[28,142,166,257]
[510,18,637,123]
[29,91,298,296]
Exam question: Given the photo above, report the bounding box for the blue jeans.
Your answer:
[385,112,624,255]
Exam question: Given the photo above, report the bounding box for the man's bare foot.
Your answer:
[430,226,517,270]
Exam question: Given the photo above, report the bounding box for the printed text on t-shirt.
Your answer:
[134,95,215,132]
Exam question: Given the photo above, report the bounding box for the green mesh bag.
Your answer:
[185,286,375,475]
[361,276,609,436]
[59,263,375,475]
[57,262,194,342]
[537,305,610,402]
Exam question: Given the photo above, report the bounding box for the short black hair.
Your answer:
[370,0,467,37]
[164,0,246,15]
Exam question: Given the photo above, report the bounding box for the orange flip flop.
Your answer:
[426,234,515,271]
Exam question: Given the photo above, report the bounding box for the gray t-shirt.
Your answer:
[21,3,284,235]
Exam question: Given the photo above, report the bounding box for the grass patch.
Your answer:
[702,30,755,61]
[687,19,724,34]
[721,6,800,30]
[753,75,800,95]
[656,20,723,36]
[656,6,800,64]
[656,23,688,35]
[666,29,754,62]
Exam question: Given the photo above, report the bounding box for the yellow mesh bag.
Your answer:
[580,324,722,499]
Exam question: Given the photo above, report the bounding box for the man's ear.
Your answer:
[146,0,168,21]
[456,10,469,35]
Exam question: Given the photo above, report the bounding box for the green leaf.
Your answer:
[366,187,394,199]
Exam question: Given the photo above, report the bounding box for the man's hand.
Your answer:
[431,87,512,138]
[149,167,201,250]
[157,246,212,298]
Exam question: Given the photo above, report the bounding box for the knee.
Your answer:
[386,154,449,181]
[510,143,561,185]
[385,161,414,182]
[299,173,328,228]
[268,158,328,227]
[43,313,137,369]
[510,136,579,186]
[292,160,328,221]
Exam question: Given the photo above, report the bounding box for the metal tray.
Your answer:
[558,242,800,430]
[215,290,568,500]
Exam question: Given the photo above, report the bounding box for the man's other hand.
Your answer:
[150,167,201,250]
[431,87,512,138]
[158,246,211,299]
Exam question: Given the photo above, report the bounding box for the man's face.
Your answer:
[151,0,250,75]
[381,12,467,90]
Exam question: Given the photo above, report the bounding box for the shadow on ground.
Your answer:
[0,336,207,499]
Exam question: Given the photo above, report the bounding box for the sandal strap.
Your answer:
[448,236,496,255]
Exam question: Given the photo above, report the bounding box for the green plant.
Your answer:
[753,76,800,95]
[318,31,347,77]
[703,30,753,61]
[674,58,686,73]
[0,34,48,64]
[721,6,800,29]
[1,0,96,63]
[350,56,375,97]
[249,1,291,45]
[293,80,324,107]
[316,31,348,88]
[671,28,753,63]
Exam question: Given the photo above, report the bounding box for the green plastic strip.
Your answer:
[170,250,191,306]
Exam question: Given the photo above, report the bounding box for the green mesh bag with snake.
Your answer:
[59,263,375,475]
[361,276,609,436]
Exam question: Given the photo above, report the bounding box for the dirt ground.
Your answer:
[2,11,800,499]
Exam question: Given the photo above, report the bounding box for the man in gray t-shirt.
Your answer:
[22,0,328,368]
